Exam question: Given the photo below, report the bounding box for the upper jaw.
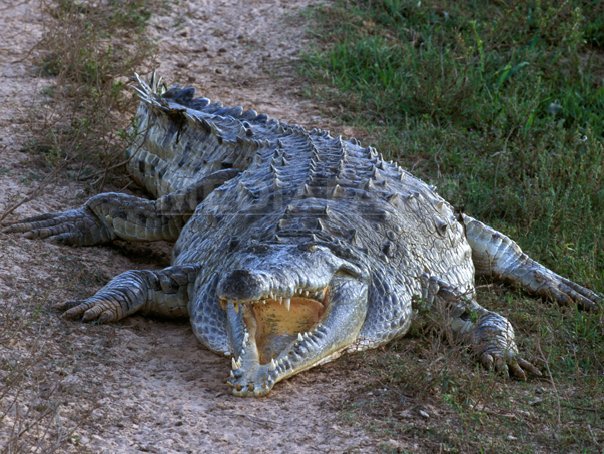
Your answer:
[219,286,329,314]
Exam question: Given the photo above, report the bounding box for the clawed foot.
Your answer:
[54,299,124,323]
[534,270,602,311]
[3,206,111,246]
[472,312,542,381]
[54,270,149,323]
[515,263,602,311]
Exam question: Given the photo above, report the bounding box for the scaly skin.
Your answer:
[4,74,601,397]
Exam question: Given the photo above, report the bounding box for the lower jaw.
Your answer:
[226,302,331,396]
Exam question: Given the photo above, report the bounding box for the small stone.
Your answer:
[60,374,83,391]
[418,409,430,419]
[385,439,406,450]
[547,101,562,115]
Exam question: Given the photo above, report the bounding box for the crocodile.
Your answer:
[5,74,601,397]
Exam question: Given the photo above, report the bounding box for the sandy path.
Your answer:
[0,1,380,452]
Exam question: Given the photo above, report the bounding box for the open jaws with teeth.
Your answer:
[220,287,328,313]
[220,287,331,396]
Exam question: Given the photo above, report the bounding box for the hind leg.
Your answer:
[3,168,240,245]
[463,215,601,310]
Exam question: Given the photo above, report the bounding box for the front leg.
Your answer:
[56,264,201,322]
[419,274,541,380]
[3,168,240,246]
[470,311,541,379]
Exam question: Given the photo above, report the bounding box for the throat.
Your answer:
[246,297,325,364]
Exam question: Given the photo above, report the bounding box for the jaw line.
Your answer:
[224,273,368,397]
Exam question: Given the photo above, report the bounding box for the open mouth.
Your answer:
[216,260,368,396]
[220,287,329,365]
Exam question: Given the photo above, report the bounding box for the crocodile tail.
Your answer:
[126,73,267,197]
[126,72,197,196]
[132,71,165,104]
[132,72,268,125]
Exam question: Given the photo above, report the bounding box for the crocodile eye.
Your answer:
[297,243,318,253]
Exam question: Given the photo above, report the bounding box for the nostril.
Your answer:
[217,269,265,300]
[228,269,255,282]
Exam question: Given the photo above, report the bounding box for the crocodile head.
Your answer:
[216,243,369,397]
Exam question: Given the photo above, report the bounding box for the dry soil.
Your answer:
[0,1,390,452]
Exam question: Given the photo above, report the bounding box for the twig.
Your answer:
[0,160,68,224]
[224,411,276,428]
[78,157,131,181]
[11,40,44,64]
[586,424,600,449]
[535,339,561,426]
[559,402,600,413]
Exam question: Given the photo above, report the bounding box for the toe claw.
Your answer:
[98,312,114,323]
[63,302,94,320]
[82,306,104,322]
[494,357,510,378]
[480,353,494,371]
[54,300,82,312]
[509,360,527,381]
[518,358,542,377]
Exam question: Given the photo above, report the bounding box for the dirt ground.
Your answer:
[0,1,394,452]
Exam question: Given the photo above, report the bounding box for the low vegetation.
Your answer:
[29,0,159,188]
[303,0,603,451]
[1,1,158,450]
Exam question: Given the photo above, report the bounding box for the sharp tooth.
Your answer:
[284,298,291,311]
[269,358,277,371]
[243,332,249,343]
[229,371,235,378]
[297,333,303,342]
[304,290,309,297]
[234,303,239,314]
[231,358,240,370]
[279,296,283,304]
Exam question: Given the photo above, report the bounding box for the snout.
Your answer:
[216,269,267,302]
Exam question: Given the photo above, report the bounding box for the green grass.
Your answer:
[303,0,603,286]
[303,0,603,451]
